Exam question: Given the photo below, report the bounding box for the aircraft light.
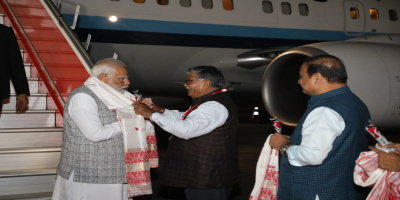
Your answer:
[109,16,118,22]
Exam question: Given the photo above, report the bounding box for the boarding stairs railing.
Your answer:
[0,0,92,198]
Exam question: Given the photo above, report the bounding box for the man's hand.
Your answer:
[384,142,400,153]
[269,132,290,150]
[132,102,154,119]
[141,98,154,108]
[369,146,400,172]
[141,98,164,113]
[16,94,29,113]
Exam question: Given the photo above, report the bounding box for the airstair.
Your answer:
[0,0,92,199]
[0,54,62,199]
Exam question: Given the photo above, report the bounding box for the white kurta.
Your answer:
[52,93,130,200]
[286,106,345,200]
[151,101,229,139]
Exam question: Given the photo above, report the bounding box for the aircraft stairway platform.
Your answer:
[0,54,61,199]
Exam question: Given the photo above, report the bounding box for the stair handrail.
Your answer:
[41,0,95,72]
[1,0,65,115]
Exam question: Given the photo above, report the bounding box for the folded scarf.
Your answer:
[354,151,400,200]
[84,77,158,197]
[249,135,279,200]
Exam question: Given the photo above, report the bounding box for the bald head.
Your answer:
[303,55,348,84]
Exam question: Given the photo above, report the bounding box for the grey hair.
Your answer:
[186,66,225,88]
[91,58,127,78]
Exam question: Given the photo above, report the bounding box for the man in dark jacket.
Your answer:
[133,66,240,200]
[0,24,29,115]
[270,55,370,200]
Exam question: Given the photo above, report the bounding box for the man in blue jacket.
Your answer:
[270,55,370,200]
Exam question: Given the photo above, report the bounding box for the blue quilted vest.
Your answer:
[278,86,370,200]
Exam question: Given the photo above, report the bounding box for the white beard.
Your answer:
[108,80,128,94]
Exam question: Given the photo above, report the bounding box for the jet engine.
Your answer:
[262,35,400,130]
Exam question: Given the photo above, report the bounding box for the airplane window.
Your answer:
[202,0,213,9]
[370,8,379,20]
[389,10,398,21]
[157,0,168,5]
[223,0,233,11]
[133,0,144,3]
[281,2,292,15]
[299,3,309,16]
[350,7,359,19]
[262,1,273,13]
[180,0,191,7]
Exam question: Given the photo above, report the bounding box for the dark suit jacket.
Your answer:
[0,24,30,99]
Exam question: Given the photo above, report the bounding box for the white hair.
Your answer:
[91,58,127,77]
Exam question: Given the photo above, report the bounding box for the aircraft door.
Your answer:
[344,0,365,35]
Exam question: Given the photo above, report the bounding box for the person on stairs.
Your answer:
[0,24,30,115]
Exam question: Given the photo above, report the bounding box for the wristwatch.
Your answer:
[279,144,291,157]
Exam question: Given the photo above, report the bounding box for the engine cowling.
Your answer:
[262,35,400,130]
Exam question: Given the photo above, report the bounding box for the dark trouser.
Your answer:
[185,186,232,200]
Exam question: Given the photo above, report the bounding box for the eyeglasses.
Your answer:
[117,76,129,82]
[185,78,203,85]
[105,73,129,82]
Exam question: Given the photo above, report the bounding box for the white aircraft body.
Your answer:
[56,0,400,129]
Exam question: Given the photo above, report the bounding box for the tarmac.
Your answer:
[136,121,399,200]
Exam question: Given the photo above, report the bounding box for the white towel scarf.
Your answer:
[84,77,158,197]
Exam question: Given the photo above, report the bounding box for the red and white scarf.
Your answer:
[249,135,279,200]
[354,151,400,200]
[84,77,158,197]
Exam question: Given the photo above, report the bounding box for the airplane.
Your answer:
[55,0,400,130]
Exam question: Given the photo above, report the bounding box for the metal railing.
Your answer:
[41,0,94,72]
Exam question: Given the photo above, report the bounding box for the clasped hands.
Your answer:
[369,142,400,172]
[132,98,161,119]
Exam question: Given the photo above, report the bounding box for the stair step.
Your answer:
[8,0,44,8]
[0,174,56,197]
[26,40,73,53]
[25,63,32,77]
[5,6,50,18]
[0,147,61,154]
[22,52,86,67]
[3,93,48,111]
[13,17,58,29]
[20,28,66,42]
[19,51,33,77]
[0,128,63,148]
[0,147,61,171]
[0,127,62,133]
[0,192,52,200]
[10,77,39,94]
[0,110,56,128]
[0,168,56,178]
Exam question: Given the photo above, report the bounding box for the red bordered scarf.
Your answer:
[354,151,400,200]
[84,77,158,197]
[249,135,279,200]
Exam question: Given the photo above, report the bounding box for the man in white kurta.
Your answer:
[52,58,133,200]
